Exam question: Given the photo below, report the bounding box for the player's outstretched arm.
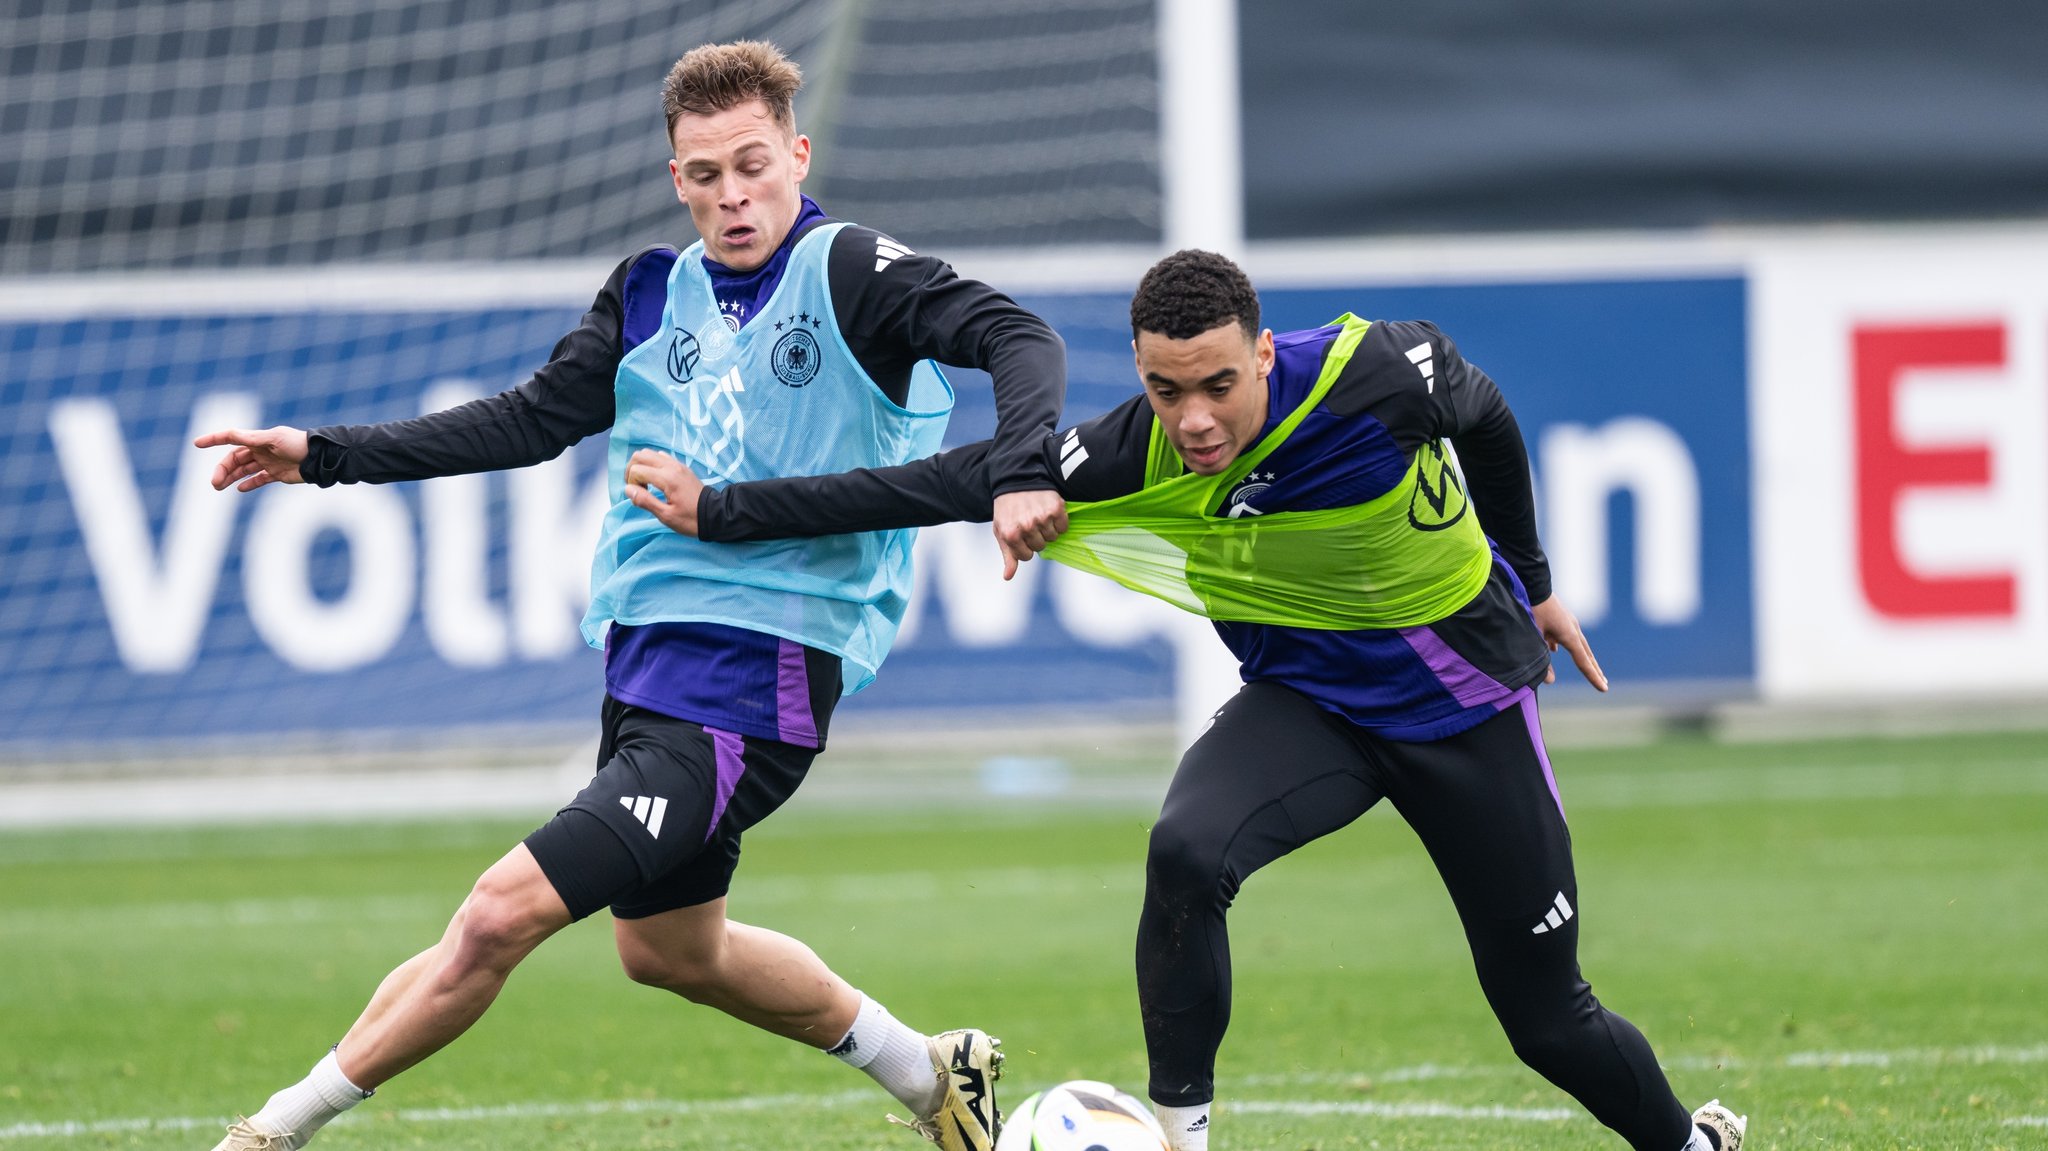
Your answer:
[1530,594,1609,692]
[230,252,648,489]
[645,440,1003,542]
[643,400,1145,579]
[826,226,1067,577]
[194,426,310,492]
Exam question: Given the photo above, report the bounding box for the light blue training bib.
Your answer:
[582,222,954,692]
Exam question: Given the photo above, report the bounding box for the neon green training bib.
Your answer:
[1041,314,1494,630]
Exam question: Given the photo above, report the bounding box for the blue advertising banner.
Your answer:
[0,274,1748,751]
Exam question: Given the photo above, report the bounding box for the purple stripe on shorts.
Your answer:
[705,727,747,842]
[774,637,817,747]
[1397,625,1509,709]
[1510,687,1565,821]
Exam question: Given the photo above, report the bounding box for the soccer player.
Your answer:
[633,250,1750,1151]
[190,41,1064,1151]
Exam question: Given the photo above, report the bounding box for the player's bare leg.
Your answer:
[339,946,438,1046]
[210,844,571,1150]
[615,901,1003,1151]
[338,843,570,1084]
[613,897,855,1042]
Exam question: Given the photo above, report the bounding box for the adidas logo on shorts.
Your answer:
[620,794,669,838]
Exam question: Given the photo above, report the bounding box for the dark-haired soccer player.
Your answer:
[630,250,1749,1151]
[192,40,1059,1151]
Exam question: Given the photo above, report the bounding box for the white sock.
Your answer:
[1156,1102,1211,1151]
[1681,1122,1716,1151]
[825,993,944,1116]
[245,1049,371,1148]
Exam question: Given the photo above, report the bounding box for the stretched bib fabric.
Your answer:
[1042,314,1492,630]
[583,222,954,692]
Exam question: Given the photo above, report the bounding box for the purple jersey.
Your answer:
[1205,324,1550,739]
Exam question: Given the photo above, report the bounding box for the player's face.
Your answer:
[1134,322,1275,475]
[668,99,811,271]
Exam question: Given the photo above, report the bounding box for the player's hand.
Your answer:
[993,488,1069,581]
[1530,595,1608,692]
[624,449,704,537]
[193,426,310,492]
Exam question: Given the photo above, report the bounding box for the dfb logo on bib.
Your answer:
[770,312,825,387]
[699,314,737,363]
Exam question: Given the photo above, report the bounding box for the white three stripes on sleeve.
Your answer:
[1059,427,1089,479]
[873,238,914,272]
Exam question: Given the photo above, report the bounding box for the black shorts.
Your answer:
[524,696,817,921]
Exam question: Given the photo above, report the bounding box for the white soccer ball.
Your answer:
[995,1079,1170,1151]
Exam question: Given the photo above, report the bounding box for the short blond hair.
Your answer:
[662,40,803,142]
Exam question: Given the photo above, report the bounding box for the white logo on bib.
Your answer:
[670,365,748,482]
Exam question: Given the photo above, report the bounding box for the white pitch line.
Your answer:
[0,1116,217,1140]
[1782,1044,2048,1068]
[1232,1100,1576,1123]
[0,1090,872,1141]
[1238,1063,1507,1087]
[1664,1043,2048,1072]
[389,1089,875,1124]
[1244,1043,2048,1088]
[12,1043,2048,1142]
[0,1093,1578,1143]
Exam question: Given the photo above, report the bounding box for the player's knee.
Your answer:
[617,946,706,993]
[448,903,529,977]
[617,934,723,998]
[1492,995,1590,1077]
[454,871,557,970]
[1145,818,1224,903]
[1505,1021,1584,1078]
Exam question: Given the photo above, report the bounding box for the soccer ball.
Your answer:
[994,1080,1170,1151]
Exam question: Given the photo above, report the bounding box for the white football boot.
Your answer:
[209,1118,297,1151]
[890,1028,1005,1151]
[1691,1098,1748,1151]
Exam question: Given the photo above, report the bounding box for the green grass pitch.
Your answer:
[4,729,2046,1150]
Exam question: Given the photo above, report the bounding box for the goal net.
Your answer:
[0,0,1160,275]
[0,0,1179,761]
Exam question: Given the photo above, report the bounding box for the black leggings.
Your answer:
[1137,681,1692,1151]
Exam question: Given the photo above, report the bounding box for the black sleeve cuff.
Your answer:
[301,431,348,487]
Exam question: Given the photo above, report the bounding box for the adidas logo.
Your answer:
[1058,427,1090,478]
[1186,1115,1209,1132]
[1405,341,1436,393]
[874,236,914,272]
[619,794,669,838]
[1530,890,1574,934]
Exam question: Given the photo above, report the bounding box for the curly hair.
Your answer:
[662,41,803,142]
[1129,249,1260,342]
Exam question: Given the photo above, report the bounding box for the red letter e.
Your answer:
[1853,322,2013,619]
